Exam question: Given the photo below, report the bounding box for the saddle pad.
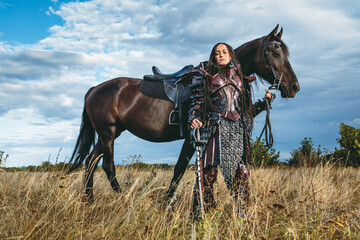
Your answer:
[140,80,171,101]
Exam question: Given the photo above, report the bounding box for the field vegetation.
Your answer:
[1,123,359,239]
[1,163,359,239]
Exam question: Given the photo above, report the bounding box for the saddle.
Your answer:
[141,65,194,136]
[142,65,193,101]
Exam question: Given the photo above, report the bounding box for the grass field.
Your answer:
[1,164,359,239]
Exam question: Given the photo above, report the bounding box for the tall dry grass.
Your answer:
[0,164,359,239]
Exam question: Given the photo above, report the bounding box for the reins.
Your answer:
[256,37,283,152]
[256,93,276,152]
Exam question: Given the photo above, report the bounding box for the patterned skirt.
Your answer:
[202,117,246,190]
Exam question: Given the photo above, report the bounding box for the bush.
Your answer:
[288,123,360,167]
[250,138,280,168]
[333,123,360,166]
[121,154,173,171]
[287,137,330,167]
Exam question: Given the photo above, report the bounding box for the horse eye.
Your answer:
[273,51,280,57]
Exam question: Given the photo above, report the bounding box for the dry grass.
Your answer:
[0,164,359,239]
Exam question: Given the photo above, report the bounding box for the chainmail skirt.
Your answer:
[218,118,246,191]
[201,117,246,191]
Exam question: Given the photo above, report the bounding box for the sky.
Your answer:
[0,0,359,167]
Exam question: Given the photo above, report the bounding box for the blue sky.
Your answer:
[0,0,74,43]
[0,0,359,167]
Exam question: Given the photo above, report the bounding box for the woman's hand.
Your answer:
[190,119,203,129]
[265,89,272,100]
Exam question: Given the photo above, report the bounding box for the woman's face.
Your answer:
[215,44,231,66]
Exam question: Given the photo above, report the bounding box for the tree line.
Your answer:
[1,123,359,171]
[252,123,360,167]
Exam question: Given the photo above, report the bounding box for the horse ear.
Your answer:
[267,24,279,39]
[276,27,283,38]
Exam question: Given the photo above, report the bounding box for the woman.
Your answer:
[188,43,271,217]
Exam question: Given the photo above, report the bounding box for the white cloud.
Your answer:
[0,107,80,167]
[349,118,360,126]
[0,2,12,9]
[0,107,79,143]
[40,0,162,53]
[147,157,178,165]
[59,94,74,107]
[0,0,359,166]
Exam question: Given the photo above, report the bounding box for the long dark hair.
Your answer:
[204,43,254,131]
[206,43,241,76]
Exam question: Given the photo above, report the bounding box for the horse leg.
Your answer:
[83,142,102,203]
[101,137,121,193]
[165,136,195,203]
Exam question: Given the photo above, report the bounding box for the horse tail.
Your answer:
[68,87,96,173]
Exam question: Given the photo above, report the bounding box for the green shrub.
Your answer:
[334,123,360,166]
[250,138,280,168]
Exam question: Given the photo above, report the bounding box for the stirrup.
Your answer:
[169,110,179,125]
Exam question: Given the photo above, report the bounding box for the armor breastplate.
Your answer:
[208,68,243,94]
[209,68,244,121]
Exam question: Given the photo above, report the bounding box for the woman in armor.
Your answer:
[188,43,271,217]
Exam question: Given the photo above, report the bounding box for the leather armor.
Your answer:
[189,63,264,219]
[188,63,269,126]
[208,67,244,122]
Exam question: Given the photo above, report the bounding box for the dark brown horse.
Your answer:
[68,25,300,202]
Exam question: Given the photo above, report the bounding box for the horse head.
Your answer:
[236,25,300,98]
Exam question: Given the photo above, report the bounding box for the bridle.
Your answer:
[256,36,285,152]
[260,36,283,91]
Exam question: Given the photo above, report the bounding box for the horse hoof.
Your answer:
[112,184,122,193]
[81,194,94,203]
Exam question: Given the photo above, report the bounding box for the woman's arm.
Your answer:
[253,89,273,117]
[188,74,206,128]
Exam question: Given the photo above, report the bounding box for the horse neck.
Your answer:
[234,38,262,76]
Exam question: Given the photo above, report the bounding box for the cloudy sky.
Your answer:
[0,0,359,167]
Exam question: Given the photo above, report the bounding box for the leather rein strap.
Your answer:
[256,37,282,152]
[256,95,275,152]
